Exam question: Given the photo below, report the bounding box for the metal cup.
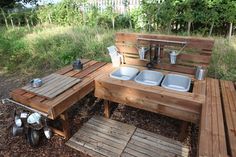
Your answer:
[12,124,24,136]
[169,51,178,64]
[195,66,206,80]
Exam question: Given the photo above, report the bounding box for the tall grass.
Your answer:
[0,25,235,81]
[0,25,114,75]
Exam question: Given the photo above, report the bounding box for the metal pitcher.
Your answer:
[195,66,206,80]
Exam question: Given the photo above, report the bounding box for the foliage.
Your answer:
[0,26,114,75]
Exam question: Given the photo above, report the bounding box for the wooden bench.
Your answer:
[198,78,228,157]
[220,80,236,157]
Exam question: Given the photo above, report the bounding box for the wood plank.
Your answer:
[22,74,81,99]
[72,133,122,155]
[56,59,90,75]
[70,136,120,157]
[93,116,136,132]
[76,129,125,150]
[64,60,97,77]
[123,147,152,157]
[66,140,106,157]
[86,120,134,140]
[74,62,107,79]
[124,57,196,75]
[82,123,132,141]
[198,78,228,157]
[127,139,177,157]
[133,133,188,155]
[46,63,113,119]
[221,80,236,157]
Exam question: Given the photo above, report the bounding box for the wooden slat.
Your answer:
[220,80,236,157]
[66,140,106,157]
[22,74,81,99]
[121,128,189,157]
[124,57,196,75]
[56,59,90,75]
[64,60,97,77]
[66,116,136,157]
[198,78,227,157]
[45,63,113,119]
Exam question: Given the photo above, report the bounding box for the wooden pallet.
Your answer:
[66,116,189,157]
[66,116,136,157]
[122,128,189,157]
[22,73,81,99]
[220,80,236,157]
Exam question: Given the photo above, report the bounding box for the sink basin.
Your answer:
[135,70,164,86]
[110,67,139,80]
[161,74,191,92]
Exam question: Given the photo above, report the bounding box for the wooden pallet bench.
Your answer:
[220,80,236,157]
[198,78,228,157]
[66,116,189,157]
[9,59,113,139]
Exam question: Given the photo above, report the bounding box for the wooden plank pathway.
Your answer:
[66,116,189,157]
[22,73,81,99]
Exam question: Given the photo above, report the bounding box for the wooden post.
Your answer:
[104,100,111,118]
[179,121,189,142]
[60,112,71,140]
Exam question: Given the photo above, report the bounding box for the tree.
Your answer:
[221,0,236,39]
[0,0,38,9]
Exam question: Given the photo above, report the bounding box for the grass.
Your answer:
[0,25,235,81]
[0,24,115,75]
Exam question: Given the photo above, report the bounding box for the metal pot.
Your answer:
[73,59,83,70]
[27,128,40,147]
[12,124,24,136]
[31,78,43,88]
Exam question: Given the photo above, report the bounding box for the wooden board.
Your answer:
[220,80,236,157]
[22,73,81,99]
[66,116,189,157]
[66,116,136,157]
[95,73,205,123]
[198,78,228,157]
[115,32,214,75]
[121,128,189,157]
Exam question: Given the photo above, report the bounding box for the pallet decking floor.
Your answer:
[66,116,189,157]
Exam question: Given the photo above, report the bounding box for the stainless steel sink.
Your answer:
[135,70,164,86]
[161,74,191,92]
[110,67,139,81]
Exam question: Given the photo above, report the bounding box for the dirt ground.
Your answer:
[0,73,199,157]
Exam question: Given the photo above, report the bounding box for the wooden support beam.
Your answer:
[104,100,111,118]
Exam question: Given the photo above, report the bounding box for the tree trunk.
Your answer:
[112,18,115,30]
[10,18,14,29]
[167,21,171,34]
[208,21,214,37]
[25,17,30,30]
[187,21,191,36]
[228,22,233,40]
[1,8,9,29]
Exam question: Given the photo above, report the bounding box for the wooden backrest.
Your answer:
[115,32,215,75]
